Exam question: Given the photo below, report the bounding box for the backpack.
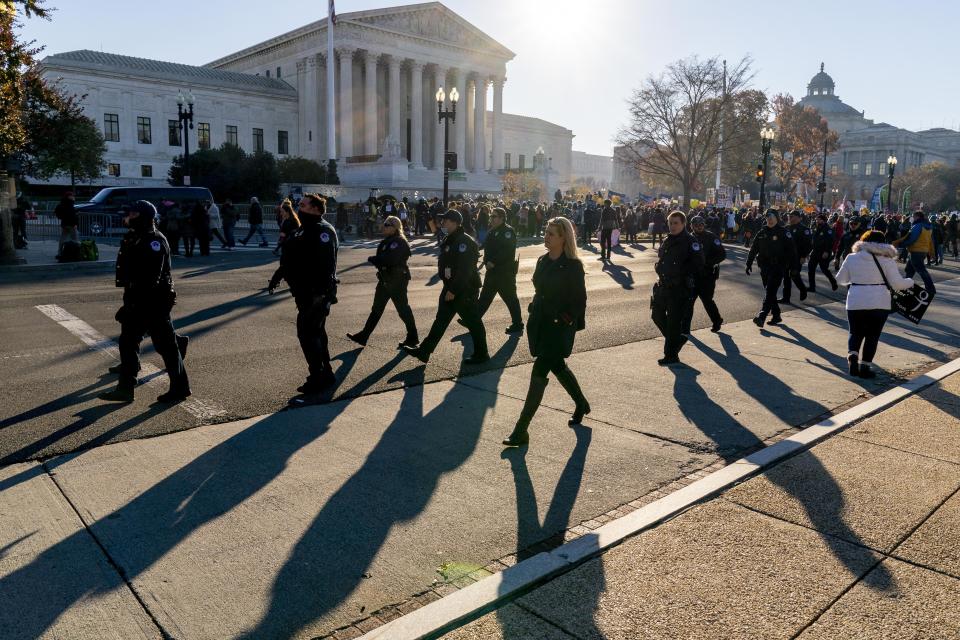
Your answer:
[79,239,99,261]
[59,241,82,262]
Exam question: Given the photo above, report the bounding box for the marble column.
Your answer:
[454,69,467,173]
[465,76,475,172]
[363,50,378,156]
[432,65,448,170]
[316,53,326,161]
[388,55,402,147]
[337,47,355,159]
[491,76,504,172]
[474,75,488,172]
[296,59,308,155]
[304,57,319,160]
[409,61,425,168]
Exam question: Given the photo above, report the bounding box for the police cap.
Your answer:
[120,200,158,218]
[441,210,463,225]
[690,215,705,225]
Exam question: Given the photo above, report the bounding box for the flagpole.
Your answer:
[326,0,337,161]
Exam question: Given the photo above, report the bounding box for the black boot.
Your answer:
[398,333,419,349]
[502,375,548,447]
[848,354,860,377]
[99,384,134,402]
[176,334,189,360]
[555,366,590,425]
[858,362,876,379]
[109,362,142,375]
[347,332,369,347]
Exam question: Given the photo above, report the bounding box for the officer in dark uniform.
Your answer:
[271,193,339,394]
[808,212,839,293]
[346,215,419,348]
[779,210,811,304]
[683,215,725,334]
[835,216,862,269]
[746,209,797,328]
[474,206,523,334]
[652,210,705,365]
[99,200,190,403]
[403,210,489,364]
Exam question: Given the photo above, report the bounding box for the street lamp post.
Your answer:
[817,133,829,211]
[177,91,195,186]
[436,86,459,208]
[886,154,898,213]
[758,126,775,210]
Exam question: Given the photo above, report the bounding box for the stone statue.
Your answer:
[381,134,402,161]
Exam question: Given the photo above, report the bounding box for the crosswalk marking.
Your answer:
[35,304,228,422]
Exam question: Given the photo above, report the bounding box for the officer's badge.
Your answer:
[150,240,161,252]
[505,232,512,238]
[320,232,330,243]
[714,238,721,246]
[805,230,811,235]
[773,236,778,241]
[458,243,467,253]
[691,242,701,251]
[444,267,452,279]
[389,242,398,249]
[785,231,792,239]
[444,246,450,252]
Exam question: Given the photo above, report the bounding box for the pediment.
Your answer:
[347,3,514,59]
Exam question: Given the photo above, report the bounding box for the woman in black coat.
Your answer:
[503,216,590,447]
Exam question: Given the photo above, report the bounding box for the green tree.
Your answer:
[277,156,327,184]
[168,143,279,201]
[326,158,340,185]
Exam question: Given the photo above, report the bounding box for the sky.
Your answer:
[15,0,960,157]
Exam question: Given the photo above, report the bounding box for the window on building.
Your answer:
[851,162,859,175]
[141,165,153,178]
[830,164,838,176]
[519,154,526,171]
[879,162,886,175]
[136,116,152,144]
[104,113,120,142]
[198,122,211,150]
[864,163,872,176]
[253,128,264,153]
[504,153,511,170]
[107,163,121,177]
[276,66,282,79]
[226,125,238,146]
[168,119,181,146]
[277,130,289,155]
[265,69,270,78]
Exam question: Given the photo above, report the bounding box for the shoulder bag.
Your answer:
[871,254,932,324]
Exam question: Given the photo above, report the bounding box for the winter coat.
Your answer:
[836,242,914,311]
[527,253,586,360]
[207,203,222,230]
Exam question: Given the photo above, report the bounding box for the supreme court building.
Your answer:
[38,2,577,198]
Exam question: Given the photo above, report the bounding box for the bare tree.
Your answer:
[770,94,839,197]
[616,55,760,207]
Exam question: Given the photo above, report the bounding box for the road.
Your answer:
[0,234,952,465]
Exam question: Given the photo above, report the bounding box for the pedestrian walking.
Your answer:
[893,210,937,296]
[346,215,418,348]
[472,207,524,334]
[502,216,589,447]
[189,200,210,256]
[598,199,620,261]
[269,193,339,394]
[220,199,237,248]
[207,200,228,248]
[54,190,78,259]
[402,210,489,365]
[240,196,269,247]
[746,209,797,328]
[808,213,839,293]
[12,191,29,249]
[836,230,915,378]
[684,215,725,334]
[273,198,300,256]
[780,210,811,304]
[652,210,704,365]
[650,207,667,248]
[98,200,190,404]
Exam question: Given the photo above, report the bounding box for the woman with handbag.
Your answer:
[836,230,914,379]
[502,216,590,447]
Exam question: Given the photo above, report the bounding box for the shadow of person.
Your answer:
[0,374,114,432]
[601,262,634,290]
[496,425,603,638]
[236,337,521,639]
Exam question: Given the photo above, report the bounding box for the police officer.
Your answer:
[808,213,839,293]
[779,210,811,304]
[835,216,862,270]
[746,209,797,328]
[271,193,339,394]
[473,206,523,334]
[99,200,190,403]
[346,215,419,348]
[683,215,725,334]
[652,210,705,365]
[403,210,489,364]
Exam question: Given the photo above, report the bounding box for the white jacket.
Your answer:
[836,242,914,310]
[207,203,222,230]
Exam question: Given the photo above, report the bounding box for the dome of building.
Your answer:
[807,62,835,97]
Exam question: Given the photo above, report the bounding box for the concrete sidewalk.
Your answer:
[448,370,960,640]
[1,280,959,640]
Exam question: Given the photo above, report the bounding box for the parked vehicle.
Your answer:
[75,187,215,235]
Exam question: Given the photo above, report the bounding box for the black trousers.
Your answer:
[847,309,889,363]
[599,228,614,258]
[117,307,188,392]
[296,295,332,384]
[758,265,785,320]
[682,276,722,334]
[478,270,523,326]
[808,254,837,290]
[652,284,691,358]
[360,279,418,340]
[419,288,488,357]
[781,264,807,300]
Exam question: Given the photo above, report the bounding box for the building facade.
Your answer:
[37,2,578,199]
[570,151,612,190]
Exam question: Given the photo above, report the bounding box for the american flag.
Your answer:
[329,0,337,24]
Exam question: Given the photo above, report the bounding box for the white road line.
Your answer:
[35,304,228,422]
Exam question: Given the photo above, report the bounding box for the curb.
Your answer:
[359,355,960,640]
[0,259,116,274]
